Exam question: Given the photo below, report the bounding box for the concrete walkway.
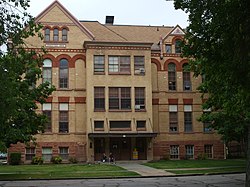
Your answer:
[116,161,175,176]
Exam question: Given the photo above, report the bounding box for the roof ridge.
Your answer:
[101,24,128,41]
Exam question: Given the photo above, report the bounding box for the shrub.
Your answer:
[31,156,44,165]
[197,153,208,160]
[9,152,21,165]
[51,156,62,164]
[69,157,78,164]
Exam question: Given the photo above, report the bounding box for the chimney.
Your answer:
[105,16,114,25]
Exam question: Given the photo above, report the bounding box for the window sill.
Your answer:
[137,128,146,131]
[169,131,179,134]
[94,109,106,112]
[110,128,131,131]
[135,109,146,112]
[109,109,132,112]
[94,128,104,131]
[44,41,69,44]
[94,72,105,75]
[108,73,131,75]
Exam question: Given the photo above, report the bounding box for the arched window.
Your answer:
[168,63,176,90]
[44,28,50,41]
[62,28,68,41]
[175,39,182,54]
[53,28,59,41]
[182,63,191,91]
[59,59,68,88]
[43,59,52,85]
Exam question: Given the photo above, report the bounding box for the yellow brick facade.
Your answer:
[9,1,224,163]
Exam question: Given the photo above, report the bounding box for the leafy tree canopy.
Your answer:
[0,0,54,151]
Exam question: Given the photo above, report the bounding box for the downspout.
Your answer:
[160,35,164,60]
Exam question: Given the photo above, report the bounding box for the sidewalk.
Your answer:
[116,161,175,176]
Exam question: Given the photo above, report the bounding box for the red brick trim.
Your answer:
[56,54,73,68]
[183,99,193,104]
[42,54,57,67]
[152,98,159,105]
[171,36,184,45]
[164,59,181,71]
[168,99,178,104]
[72,54,86,68]
[58,97,70,102]
[74,97,86,103]
[151,58,161,71]
[180,59,189,68]
[46,97,53,102]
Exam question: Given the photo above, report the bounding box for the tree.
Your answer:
[0,0,54,151]
[173,0,250,186]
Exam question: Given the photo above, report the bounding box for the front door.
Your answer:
[110,138,131,160]
[136,138,147,160]
[94,138,105,161]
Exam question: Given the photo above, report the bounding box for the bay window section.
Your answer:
[94,55,105,74]
[109,87,131,110]
[94,87,105,111]
[135,87,145,111]
[108,56,130,74]
[134,56,145,75]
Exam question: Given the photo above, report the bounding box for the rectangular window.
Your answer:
[94,87,105,111]
[185,145,194,159]
[59,147,69,160]
[42,147,52,161]
[53,29,59,41]
[62,29,68,41]
[109,87,131,110]
[108,56,130,74]
[136,120,146,130]
[110,121,131,130]
[43,103,52,132]
[165,44,172,53]
[44,28,50,42]
[169,105,178,132]
[94,55,105,74]
[135,87,145,111]
[204,145,213,159]
[134,56,145,75]
[94,121,104,130]
[25,148,35,161]
[203,111,212,133]
[170,145,179,159]
[59,103,69,133]
[184,105,192,132]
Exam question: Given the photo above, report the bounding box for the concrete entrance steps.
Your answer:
[116,161,175,177]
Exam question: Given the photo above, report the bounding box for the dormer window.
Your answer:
[53,28,59,41]
[175,39,182,54]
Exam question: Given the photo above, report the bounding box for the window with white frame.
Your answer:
[59,147,69,160]
[185,145,194,159]
[170,145,179,159]
[204,145,213,159]
[169,105,178,132]
[43,59,52,85]
[43,103,52,132]
[59,103,69,133]
[25,147,35,161]
[42,147,52,161]
[184,105,193,132]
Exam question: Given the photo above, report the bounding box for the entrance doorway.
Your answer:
[110,138,131,160]
[136,138,147,160]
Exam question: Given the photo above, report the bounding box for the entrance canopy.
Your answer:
[88,132,157,138]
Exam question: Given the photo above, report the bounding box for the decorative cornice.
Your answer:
[87,46,151,50]
[26,48,85,53]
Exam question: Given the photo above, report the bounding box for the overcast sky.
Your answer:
[28,0,189,28]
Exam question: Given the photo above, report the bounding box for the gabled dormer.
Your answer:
[162,25,185,54]
[30,0,94,49]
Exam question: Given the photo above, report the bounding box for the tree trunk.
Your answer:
[246,124,250,187]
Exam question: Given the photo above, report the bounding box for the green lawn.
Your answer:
[144,159,246,175]
[0,164,139,180]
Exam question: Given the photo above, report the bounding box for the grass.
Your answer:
[144,159,246,175]
[0,163,139,180]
